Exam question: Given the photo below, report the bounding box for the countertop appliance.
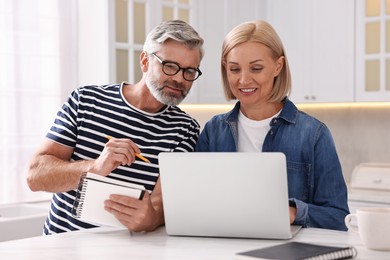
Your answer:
[348,163,390,213]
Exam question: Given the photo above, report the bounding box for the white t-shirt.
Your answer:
[237,110,281,152]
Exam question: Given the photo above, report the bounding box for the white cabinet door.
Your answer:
[266,0,311,102]
[184,0,228,104]
[310,0,355,103]
[266,0,355,103]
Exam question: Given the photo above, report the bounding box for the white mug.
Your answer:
[345,208,390,251]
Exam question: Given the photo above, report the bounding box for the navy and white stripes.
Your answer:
[43,83,200,234]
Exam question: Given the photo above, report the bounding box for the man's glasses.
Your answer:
[151,53,202,81]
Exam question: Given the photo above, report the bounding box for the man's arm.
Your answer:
[27,139,88,192]
[27,137,141,193]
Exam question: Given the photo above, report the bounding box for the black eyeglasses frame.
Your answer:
[151,53,202,82]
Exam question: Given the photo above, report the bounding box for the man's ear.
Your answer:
[140,51,149,72]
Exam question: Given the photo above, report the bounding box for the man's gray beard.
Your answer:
[145,76,188,106]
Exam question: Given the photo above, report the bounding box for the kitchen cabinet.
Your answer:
[355,0,390,101]
[81,0,377,104]
[186,0,355,104]
[266,0,355,103]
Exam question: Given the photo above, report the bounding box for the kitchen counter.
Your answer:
[0,226,389,259]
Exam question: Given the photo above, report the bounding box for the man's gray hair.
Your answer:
[143,20,204,59]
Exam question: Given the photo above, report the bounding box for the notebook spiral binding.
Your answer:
[72,173,88,217]
[305,246,358,260]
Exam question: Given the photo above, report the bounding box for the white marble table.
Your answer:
[0,226,389,259]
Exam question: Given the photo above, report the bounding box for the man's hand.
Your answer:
[104,191,164,232]
[90,137,141,177]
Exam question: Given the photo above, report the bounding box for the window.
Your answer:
[113,0,193,84]
[0,0,77,204]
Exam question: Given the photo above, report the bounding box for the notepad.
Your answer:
[72,172,145,227]
[235,242,358,260]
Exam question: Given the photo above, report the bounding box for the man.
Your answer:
[27,20,204,234]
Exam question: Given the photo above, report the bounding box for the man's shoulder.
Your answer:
[167,106,200,127]
[168,105,192,118]
[78,83,120,92]
[73,84,121,100]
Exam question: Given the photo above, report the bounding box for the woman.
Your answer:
[196,20,349,231]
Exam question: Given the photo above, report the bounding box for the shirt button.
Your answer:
[270,131,274,135]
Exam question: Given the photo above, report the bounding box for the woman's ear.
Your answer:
[274,56,284,77]
[140,51,149,72]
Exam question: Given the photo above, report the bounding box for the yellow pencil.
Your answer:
[106,136,150,163]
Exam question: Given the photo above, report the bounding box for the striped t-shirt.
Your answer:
[43,83,200,234]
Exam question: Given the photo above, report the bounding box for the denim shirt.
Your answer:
[196,99,350,231]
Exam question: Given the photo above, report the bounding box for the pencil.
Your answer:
[106,136,150,163]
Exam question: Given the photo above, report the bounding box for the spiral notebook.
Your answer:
[235,242,358,260]
[72,172,145,227]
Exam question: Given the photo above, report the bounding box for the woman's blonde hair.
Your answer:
[221,20,291,102]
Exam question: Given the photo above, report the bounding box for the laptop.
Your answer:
[158,152,301,239]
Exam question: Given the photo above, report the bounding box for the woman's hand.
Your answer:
[289,206,297,224]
